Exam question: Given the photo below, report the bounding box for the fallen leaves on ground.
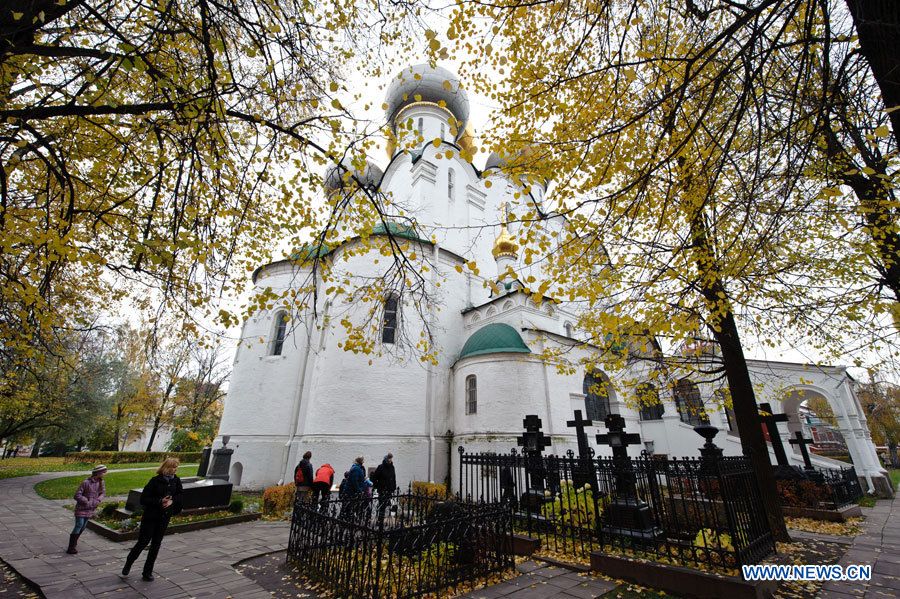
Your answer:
[786,517,863,536]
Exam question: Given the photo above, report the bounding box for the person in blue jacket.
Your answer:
[346,456,367,521]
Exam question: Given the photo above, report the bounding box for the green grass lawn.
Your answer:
[890,469,899,491]
[34,464,199,499]
[0,457,195,480]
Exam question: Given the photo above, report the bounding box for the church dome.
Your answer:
[459,323,531,360]
[384,64,469,130]
[484,151,508,171]
[324,158,383,192]
[492,224,519,259]
[483,147,551,186]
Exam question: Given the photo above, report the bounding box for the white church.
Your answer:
[215,64,891,497]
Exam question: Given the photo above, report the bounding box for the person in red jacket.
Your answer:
[312,463,335,508]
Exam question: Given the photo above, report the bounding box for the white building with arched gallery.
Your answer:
[215,64,892,497]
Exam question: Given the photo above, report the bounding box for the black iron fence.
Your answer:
[776,466,863,510]
[458,448,775,570]
[824,467,864,508]
[286,491,514,598]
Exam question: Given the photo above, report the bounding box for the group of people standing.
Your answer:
[294,451,397,518]
[67,458,184,583]
[62,451,398,583]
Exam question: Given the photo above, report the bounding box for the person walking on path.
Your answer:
[67,465,107,554]
[294,451,314,503]
[371,453,396,519]
[121,458,183,582]
[311,463,335,508]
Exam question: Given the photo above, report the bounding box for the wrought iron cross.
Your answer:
[596,413,641,462]
[567,410,593,461]
[758,403,790,466]
[789,430,815,470]
[517,414,551,493]
[517,415,551,455]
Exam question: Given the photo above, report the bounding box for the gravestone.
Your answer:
[197,447,212,477]
[208,436,234,481]
[567,410,597,489]
[789,431,815,470]
[758,403,790,466]
[597,414,662,541]
[516,415,551,510]
[758,403,805,480]
[790,430,825,483]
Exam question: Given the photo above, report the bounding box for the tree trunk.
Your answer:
[147,379,177,452]
[30,435,43,458]
[819,120,900,326]
[690,215,790,542]
[845,0,900,152]
[146,412,162,452]
[709,310,790,541]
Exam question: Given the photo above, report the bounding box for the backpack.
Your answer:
[294,463,306,485]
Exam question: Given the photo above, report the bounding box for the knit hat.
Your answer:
[91,465,108,475]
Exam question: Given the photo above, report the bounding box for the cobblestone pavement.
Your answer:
[0,472,288,598]
[820,494,900,599]
[458,562,617,599]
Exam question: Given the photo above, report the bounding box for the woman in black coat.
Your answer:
[121,458,183,581]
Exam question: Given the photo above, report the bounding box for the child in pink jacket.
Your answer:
[68,465,107,554]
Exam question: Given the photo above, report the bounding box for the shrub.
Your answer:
[99,501,121,518]
[412,481,447,498]
[262,483,295,517]
[542,483,601,531]
[228,499,244,513]
[693,528,733,551]
[776,480,824,507]
[63,451,203,464]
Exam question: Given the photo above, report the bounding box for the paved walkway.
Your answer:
[0,472,289,598]
[820,496,900,599]
[459,562,616,599]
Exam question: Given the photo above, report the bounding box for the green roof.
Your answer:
[371,221,429,243]
[288,243,331,263]
[604,332,628,355]
[458,323,531,360]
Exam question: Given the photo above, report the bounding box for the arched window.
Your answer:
[715,389,737,433]
[417,117,424,138]
[674,378,709,426]
[271,311,288,356]
[465,375,477,414]
[583,369,612,422]
[637,383,664,421]
[564,322,574,337]
[448,169,455,202]
[382,295,398,344]
[440,123,446,141]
